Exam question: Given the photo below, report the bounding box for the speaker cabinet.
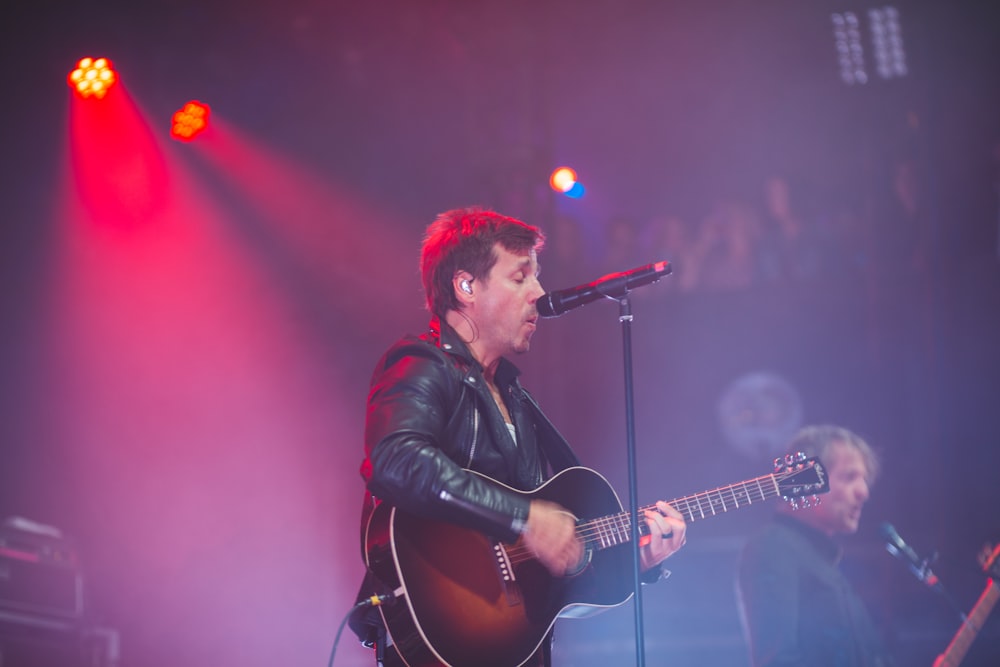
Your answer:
[0,608,118,667]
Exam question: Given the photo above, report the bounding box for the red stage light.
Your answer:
[68,57,117,99]
[171,101,211,142]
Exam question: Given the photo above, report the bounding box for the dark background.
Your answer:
[2,1,999,665]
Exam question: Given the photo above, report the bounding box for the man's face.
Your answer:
[472,244,544,357]
[802,441,871,536]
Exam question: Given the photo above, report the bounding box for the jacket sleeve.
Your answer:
[363,342,530,542]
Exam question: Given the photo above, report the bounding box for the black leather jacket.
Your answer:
[361,318,579,543]
[351,320,659,651]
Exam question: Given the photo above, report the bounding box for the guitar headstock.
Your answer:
[773,453,829,510]
[979,543,1000,581]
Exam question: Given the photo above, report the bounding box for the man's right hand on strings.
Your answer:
[523,499,583,576]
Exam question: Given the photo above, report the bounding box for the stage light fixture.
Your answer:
[869,6,907,79]
[549,166,585,198]
[68,57,117,99]
[831,12,867,85]
[549,167,577,193]
[831,6,906,86]
[170,101,210,142]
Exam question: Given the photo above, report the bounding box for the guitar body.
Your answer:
[364,467,634,667]
[361,456,827,667]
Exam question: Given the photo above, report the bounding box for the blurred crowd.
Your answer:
[547,159,933,294]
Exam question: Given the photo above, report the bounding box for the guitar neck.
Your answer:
[668,472,785,523]
[935,580,999,667]
[580,472,785,549]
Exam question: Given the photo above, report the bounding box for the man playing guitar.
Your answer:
[351,207,686,667]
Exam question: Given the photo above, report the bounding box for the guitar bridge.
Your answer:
[491,541,523,608]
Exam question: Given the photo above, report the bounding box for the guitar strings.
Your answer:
[502,469,819,564]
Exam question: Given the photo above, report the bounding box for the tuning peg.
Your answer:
[773,457,784,472]
[797,495,821,509]
[795,451,808,463]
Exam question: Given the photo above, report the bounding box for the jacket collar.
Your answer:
[428,316,522,387]
[775,512,844,565]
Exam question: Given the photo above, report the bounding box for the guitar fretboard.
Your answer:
[576,471,795,551]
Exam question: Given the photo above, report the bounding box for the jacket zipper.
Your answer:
[466,406,479,467]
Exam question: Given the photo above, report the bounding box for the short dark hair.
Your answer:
[785,424,880,484]
[420,207,544,317]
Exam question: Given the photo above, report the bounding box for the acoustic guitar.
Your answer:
[933,543,1000,667]
[364,455,828,667]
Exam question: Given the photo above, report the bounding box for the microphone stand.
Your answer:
[616,293,648,667]
[884,538,969,624]
[914,552,970,624]
[543,261,671,665]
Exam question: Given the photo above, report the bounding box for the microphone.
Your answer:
[536,260,671,318]
[880,522,940,588]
